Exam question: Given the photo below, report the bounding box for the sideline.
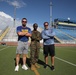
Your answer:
[0,46,10,52]
[55,57,76,67]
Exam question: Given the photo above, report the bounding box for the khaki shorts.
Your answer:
[16,41,28,54]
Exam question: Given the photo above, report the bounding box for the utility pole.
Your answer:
[50,1,53,26]
[13,6,16,27]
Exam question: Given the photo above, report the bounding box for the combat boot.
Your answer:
[35,63,40,68]
[31,64,40,75]
[31,64,36,71]
[33,69,40,75]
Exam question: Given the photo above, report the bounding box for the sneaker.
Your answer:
[15,65,19,71]
[51,66,55,71]
[44,64,48,69]
[22,65,28,70]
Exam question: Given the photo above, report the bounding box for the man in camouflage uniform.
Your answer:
[30,23,42,71]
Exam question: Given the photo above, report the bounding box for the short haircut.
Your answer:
[44,22,49,25]
[22,18,27,21]
[33,23,38,27]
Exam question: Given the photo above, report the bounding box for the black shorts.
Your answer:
[43,44,55,56]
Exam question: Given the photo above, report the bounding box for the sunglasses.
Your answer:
[22,21,27,23]
[44,25,48,26]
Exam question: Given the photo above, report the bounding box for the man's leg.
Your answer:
[21,42,28,70]
[50,56,55,71]
[15,54,20,71]
[51,56,54,66]
[30,50,37,70]
[35,49,40,68]
[44,56,48,65]
[23,54,27,65]
[44,55,48,68]
[16,54,20,65]
[43,45,48,68]
[50,44,55,71]
[22,54,28,70]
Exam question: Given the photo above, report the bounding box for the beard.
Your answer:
[22,24,26,27]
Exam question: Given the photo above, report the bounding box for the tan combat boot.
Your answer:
[31,64,36,71]
[31,64,40,75]
[35,63,40,68]
[33,69,40,75]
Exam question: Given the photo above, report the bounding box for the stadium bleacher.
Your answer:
[2,27,18,41]
[59,29,76,38]
[0,26,9,41]
[54,18,76,44]
[54,29,75,43]
[0,18,76,44]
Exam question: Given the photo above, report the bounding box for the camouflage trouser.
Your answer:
[30,41,40,64]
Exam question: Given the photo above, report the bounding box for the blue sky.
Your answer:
[0,0,76,28]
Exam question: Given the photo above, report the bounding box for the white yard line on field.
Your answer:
[40,50,76,67]
[61,49,76,53]
[55,57,76,67]
[0,46,10,52]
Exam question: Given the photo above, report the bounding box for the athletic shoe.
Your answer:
[22,65,28,70]
[15,65,19,71]
[51,66,55,71]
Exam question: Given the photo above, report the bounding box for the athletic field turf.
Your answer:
[0,45,76,75]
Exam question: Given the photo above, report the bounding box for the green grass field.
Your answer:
[0,45,76,75]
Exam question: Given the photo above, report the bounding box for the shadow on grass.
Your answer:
[37,59,45,66]
[14,58,31,67]
[14,58,45,68]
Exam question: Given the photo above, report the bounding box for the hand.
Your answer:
[25,33,29,36]
[25,33,31,37]
[50,36,54,39]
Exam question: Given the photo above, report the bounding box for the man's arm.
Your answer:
[25,28,32,37]
[45,29,55,37]
[17,32,31,37]
[17,27,32,37]
[41,31,50,39]
[17,32,27,36]
[34,32,42,41]
[25,33,32,37]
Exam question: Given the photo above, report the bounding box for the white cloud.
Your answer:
[1,0,26,8]
[0,11,13,20]
[0,11,42,32]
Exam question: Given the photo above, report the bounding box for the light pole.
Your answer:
[50,1,53,26]
[13,6,16,27]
